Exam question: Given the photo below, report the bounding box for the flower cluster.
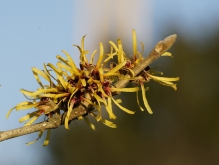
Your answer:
[6,30,179,145]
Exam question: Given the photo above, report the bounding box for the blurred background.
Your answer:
[0,0,219,164]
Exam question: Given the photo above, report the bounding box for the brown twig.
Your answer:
[0,34,177,142]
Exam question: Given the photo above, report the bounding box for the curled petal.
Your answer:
[161,52,173,57]
[83,116,96,130]
[81,97,100,110]
[136,91,144,111]
[103,60,126,77]
[16,102,39,110]
[93,93,107,105]
[23,113,41,126]
[26,130,44,146]
[62,50,80,76]
[109,41,118,52]
[111,97,135,114]
[101,119,117,128]
[65,88,78,129]
[105,97,117,119]
[149,74,179,82]
[90,50,97,64]
[32,67,51,88]
[56,55,71,67]
[110,87,139,92]
[148,74,179,90]
[20,88,58,98]
[6,107,16,119]
[141,84,153,114]
[6,101,39,118]
[42,93,69,99]
[57,62,73,74]
[42,129,51,146]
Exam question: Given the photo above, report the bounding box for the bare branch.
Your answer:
[0,105,88,142]
[114,34,177,88]
[0,34,177,142]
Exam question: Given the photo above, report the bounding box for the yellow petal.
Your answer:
[83,116,96,130]
[32,67,51,88]
[42,129,51,146]
[127,68,135,77]
[103,60,126,77]
[108,41,118,51]
[96,43,104,69]
[154,80,178,90]
[65,101,74,130]
[73,44,82,53]
[21,88,58,98]
[41,94,56,97]
[111,97,135,114]
[103,52,117,64]
[149,74,179,82]
[17,101,33,106]
[81,78,86,87]
[105,97,117,119]
[90,108,103,122]
[24,114,40,126]
[80,35,88,63]
[99,87,110,98]
[132,29,137,58]
[110,87,139,92]
[141,84,153,114]
[65,88,78,129]
[90,50,97,64]
[26,130,44,145]
[19,111,38,123]
[78,116,83,120]
[93,93,107,105]
[81,35,86,51]
[62,50,80,76]
[56,64,69,89]
[47,63,60,74]
[136,91,144,111]
[53,93,69,99]
[101,119,117,128]
[56,55,71,67]
[6,101,38,118]
[103,72,121,77]
[43,63,55,85]
[82,97,100,110]
[68,87,77,94]
[148,74,179,90]
[98,67,104,82]
[57,62,73,74]
[6,107,15,118]
[16,102,39,110]
[161,52,173,57]
[117,39,124,64]
[115,99,122,104]
[95,114,102,121]
[20,89,34,97]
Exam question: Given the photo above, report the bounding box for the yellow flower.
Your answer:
[7,29,179,146]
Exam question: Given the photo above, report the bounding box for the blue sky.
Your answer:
[0,1,152,164]
[0,0,219,164]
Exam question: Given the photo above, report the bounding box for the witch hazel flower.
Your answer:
[6,30,179,146]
